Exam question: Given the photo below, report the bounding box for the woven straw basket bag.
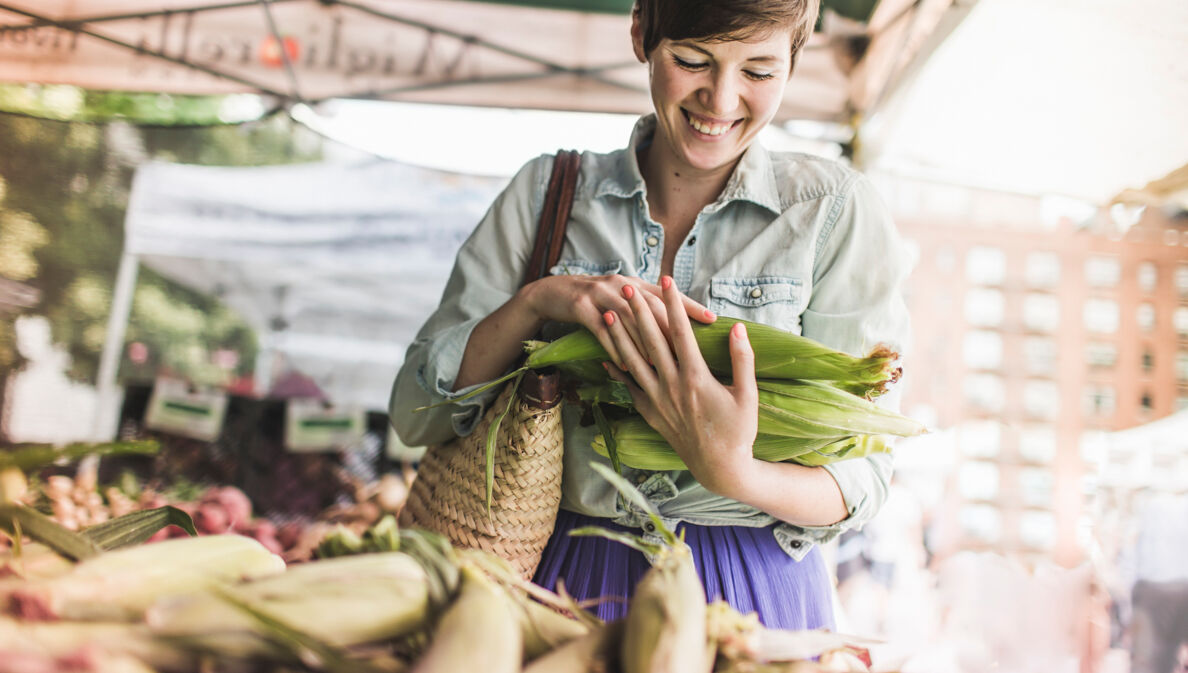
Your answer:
[399,150,580,579]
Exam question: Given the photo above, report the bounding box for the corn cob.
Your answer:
[523,619,625,673]
[411,563,522,673]
[9,534,285,621]
[146,551,430,655]
[524,318,901,398]
[754,379,926,439]
[519,597,590,661]
[0,616,197,672]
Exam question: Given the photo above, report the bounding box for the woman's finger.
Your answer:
[623,282,677,379]
[660,275,706,373]
[602,361,656,419]
[603,309,659,396]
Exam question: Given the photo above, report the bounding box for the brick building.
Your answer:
[873,172,1188,567]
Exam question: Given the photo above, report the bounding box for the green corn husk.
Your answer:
[523,317,901,398]
[591,416,892,472]
[754,379,926,439]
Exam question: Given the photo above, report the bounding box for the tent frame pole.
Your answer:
[93,250,139,441]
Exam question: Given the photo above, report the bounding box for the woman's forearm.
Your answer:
[452,288,545,391]
[721,459,849,527]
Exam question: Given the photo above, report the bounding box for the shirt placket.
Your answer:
[673,214,705,292]
[635,194,664,284]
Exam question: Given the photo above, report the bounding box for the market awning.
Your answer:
[0,0,972,125]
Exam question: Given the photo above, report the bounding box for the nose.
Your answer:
[699,69,739,117]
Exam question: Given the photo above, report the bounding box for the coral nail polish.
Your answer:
[622,285,635,299]
[603,311,615,326]
[661,276,673,290]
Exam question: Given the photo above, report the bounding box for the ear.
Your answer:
[629,9,647,63]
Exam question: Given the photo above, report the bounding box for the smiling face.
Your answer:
[632,18,793,177]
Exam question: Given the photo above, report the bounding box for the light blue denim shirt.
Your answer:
[390,115,911,560]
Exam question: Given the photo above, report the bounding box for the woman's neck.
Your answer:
[638,139,738,227]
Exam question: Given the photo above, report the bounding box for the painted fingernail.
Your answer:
[603,311,615,326]
[703,309,716,321]
[661,275,673,290]
[622,285,635,299]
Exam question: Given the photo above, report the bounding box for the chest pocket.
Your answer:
[709,276,806,332]
[549,259,623,277]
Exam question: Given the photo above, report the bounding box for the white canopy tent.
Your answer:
[860,0,1188,207]
[94,158,507,437]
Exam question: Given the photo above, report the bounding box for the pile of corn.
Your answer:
[0,475,882,673]
[521,317,926,471]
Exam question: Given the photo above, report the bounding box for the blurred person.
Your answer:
[390,0,910,628]
[1125,492,1188,673]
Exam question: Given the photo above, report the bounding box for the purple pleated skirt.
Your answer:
[532,509,836,630]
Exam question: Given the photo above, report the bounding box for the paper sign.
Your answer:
[285,399,365,452]
[144,377,229,442]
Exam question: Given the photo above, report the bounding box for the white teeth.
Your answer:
[688,115,730,136]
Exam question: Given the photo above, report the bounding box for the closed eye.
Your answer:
[745,71,776,81]
[673,55,708,71]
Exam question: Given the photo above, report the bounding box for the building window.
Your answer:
[1177,265,1188,296]
[1024,380,1060,420]
[1138,261,1158,293]
[1175,307,1188,336]
[1083,299,1119,334]
[1020,468,1053,507]
[1086,342,1117,368]
[1024,337,1057,375]
[960,420,1002,458]
[960,505,1002,544]
[1084,385,1117,418]
[1085,256,1121,287]
[1023,293,1060,332]
[1020,511,1056,550]
[964,289,1005,327]
[1137,303,1156,332]
[1140,391,1154,413]
[1019,426,1057,463]
[958,461,1000,501]
[963,330,1003,369]
[1026,252,1061,289]
[964,374,1005,413]
[1174,358,1188,391]
[1142,348,1155,373]
[966,246,1006,286]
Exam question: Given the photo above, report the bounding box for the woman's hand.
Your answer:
[519,274,715,369]
[602,275,759,498]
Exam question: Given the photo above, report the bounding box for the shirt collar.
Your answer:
[595,114,784,216]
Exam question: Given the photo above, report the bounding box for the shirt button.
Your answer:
[790,540,803,549]
[643,521,657,533]
[687,236,697,246]
[635,473,648,484]
[646,235,659,247]
[750,287,763,299]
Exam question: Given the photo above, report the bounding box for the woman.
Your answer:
[390,0,910,630]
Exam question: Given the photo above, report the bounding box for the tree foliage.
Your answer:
[0,85,322,387]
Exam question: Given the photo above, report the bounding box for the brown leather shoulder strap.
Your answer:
[524,149,580,286]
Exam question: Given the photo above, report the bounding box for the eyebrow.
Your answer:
[671,41,785,64]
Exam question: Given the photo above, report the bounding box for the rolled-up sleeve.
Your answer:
[389,155,549,447]
[790,173,912,541]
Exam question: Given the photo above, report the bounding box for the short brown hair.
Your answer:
[634,0,820,73]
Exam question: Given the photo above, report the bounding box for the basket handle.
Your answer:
[524,150,581,286]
